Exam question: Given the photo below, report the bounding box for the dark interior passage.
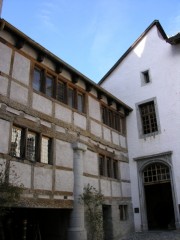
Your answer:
[103,205,113,240]
[1,208,71,240]
[145,182,175,230]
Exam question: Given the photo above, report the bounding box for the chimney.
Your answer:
[0,0,3,18]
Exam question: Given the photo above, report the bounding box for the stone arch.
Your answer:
[134,151,180,230]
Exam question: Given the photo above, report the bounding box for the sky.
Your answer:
[1,0,180,83]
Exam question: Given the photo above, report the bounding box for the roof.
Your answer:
[0,18,132,113]
[98,20,168,85]
[167,33,180,45]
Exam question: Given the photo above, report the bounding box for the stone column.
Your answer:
[68,142,87,240]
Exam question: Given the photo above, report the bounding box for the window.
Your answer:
[45,75,54,97]
[139,101,158,135]
[77,93,84,113]
[57,80,66,103]
[99,155,106,176]
[10,126,52,164]
[136,98,160,138]
[33,68,42,91]
[101,106,125,134]
[141,70,151,85]
[99,155,119,179]
[68,87,75,108]
[119,205,128,221]
[32,67,85,113]
[33,67,54,98]
[143,163,170,184]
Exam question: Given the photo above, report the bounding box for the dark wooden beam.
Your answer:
[55,63,63,74]
[107,97,113,106]
[37,52,45,62]
[97,91,103,100]
[15,37,25,49]
[86,83,93,92]
[72,74,78,84]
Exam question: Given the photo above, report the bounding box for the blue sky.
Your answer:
[1,0,180,82]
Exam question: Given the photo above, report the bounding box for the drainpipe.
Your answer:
[68,142,87,240]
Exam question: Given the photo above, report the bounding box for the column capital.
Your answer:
[72,142,87,152]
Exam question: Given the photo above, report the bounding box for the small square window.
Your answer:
[141,70,151,85]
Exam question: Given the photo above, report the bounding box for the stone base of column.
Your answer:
[68,227,87,240]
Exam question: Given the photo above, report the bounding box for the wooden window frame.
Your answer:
[101,105,125,134]
[99,154,119,180]
[32,65,86,113]
[119,205,128,221]
[139,101,158,135]
[10,125,52,165]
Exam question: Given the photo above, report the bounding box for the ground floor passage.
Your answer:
[0,208,71,240]
[121,230,180,240]
[145,182,175,230]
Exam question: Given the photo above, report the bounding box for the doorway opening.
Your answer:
[143,163,175,230]
[102,205,113,240]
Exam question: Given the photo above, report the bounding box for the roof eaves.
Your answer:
[98,20,167,85]
[167,33,180,45]
[0,18,132,113]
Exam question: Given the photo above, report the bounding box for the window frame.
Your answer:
[99,154,119,180]
[32,65,86,114]
[136,97,161,138]
[101,104,125,134]
[141,69,151,86]
[119,205,128,221]
[10,125,53,165]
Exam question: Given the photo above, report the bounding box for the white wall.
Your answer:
[101,25,180,230]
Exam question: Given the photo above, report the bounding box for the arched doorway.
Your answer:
[143,163,175,230]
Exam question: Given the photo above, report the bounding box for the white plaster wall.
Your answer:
[9,161,31,188]
[0,76,8,96]
[84,150,98,175]
[34,167,52,190]
[56,140,73,168]
[112,131,120,145]
[111,181,121,197]
[120,162,130,180]
[55,103,72,123]
[0,119,10,154]
[88,96,101,121]
[90,120,102,138]
[73,112,87,130]
[120,135,126,149]
[32,93,52,115]
[0,42,12,74]
[83,176,99,190]
[121,182,131,197]
[10,81,28,105]
[103,126,111,142]
[101,25,180,230]
[12,52,30,86]
[100,179,111,197]
[55,169,73,192]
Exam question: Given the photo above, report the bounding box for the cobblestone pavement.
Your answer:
[121,230,180,240]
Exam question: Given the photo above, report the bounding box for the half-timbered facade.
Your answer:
[0,19,133,240]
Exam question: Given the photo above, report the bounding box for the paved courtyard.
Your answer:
[121,230,180,240]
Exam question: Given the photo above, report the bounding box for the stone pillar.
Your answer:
[68,142,87,240]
